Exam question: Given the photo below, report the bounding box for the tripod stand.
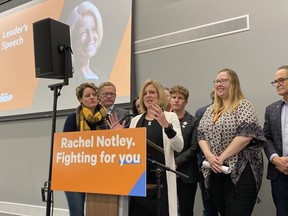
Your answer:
[40,42,72,216]
[146,139,188,216]
[147,158,188,216]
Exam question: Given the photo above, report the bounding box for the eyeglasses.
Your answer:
[271,77,288,86]
[101,92,116,97]
[213,79,229,85]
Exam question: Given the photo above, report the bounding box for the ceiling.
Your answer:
[0,0,33,13]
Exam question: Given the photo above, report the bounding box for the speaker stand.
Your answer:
[40,42,72,216]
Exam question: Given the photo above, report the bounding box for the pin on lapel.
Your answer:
[182,121,187,128]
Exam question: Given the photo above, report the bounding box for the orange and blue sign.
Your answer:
[51,128,146,197]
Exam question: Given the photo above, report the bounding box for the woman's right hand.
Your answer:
[207,155,223,173]
[199,139,223,173]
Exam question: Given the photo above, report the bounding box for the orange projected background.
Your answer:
[0,0,132,118]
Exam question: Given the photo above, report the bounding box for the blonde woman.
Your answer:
[198,69,265,216]
[66,1,107,84]
[129,79,183,216]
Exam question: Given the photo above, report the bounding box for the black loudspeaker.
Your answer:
[33,18,73,79]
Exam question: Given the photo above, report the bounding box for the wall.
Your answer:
[1,0,288,215]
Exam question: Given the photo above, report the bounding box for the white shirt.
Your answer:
[281,100,288,157]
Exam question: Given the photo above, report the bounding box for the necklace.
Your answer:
[146,113,153,126]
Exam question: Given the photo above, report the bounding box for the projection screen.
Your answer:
[0,0,132,120]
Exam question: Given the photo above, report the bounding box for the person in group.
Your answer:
[66,1,108,85]
[98,81,130,126]
[195,89,219,216]
[197,68,265,216]
[131,96,142,115]
[128,79,184,216]
[195,88,215,119]
[263,65,288,216]
[164,87,172,111]
[63,82,122,216]
[169,85,199,216]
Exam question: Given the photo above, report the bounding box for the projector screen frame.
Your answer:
[0,0,135,122]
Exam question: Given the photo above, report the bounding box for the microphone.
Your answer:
[108,113,137,128]
[118,113,137,124]
[147,158,189,179]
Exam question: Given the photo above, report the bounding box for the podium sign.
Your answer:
[51,128,146,197]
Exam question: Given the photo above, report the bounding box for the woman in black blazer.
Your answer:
[170,85,200,216]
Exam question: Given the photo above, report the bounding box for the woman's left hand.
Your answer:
[208,155,223,173]
[150,104,169,128]
[107,113,125,129]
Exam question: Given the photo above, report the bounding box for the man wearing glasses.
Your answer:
[263,65,288,216]
[98,81,130,127]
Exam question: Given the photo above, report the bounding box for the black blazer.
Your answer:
[175,111,199,183]
[263,99,283,180]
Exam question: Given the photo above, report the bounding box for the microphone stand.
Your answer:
[107,113,136,129]
[147,158,188,179]
[41,42,72,216]
[147,158,188,216]
[146,140,188,216]
[118,113,136,126]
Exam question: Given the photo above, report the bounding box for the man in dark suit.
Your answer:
[170,85,199,216]
[98,82,130,127]
[263,65,288,216]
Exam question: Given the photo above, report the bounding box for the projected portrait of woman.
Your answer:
[66,1,108,85]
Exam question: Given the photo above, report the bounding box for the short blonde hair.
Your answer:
[170,85,189,100]
[67,1,103,47]
[98,82,116,94]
